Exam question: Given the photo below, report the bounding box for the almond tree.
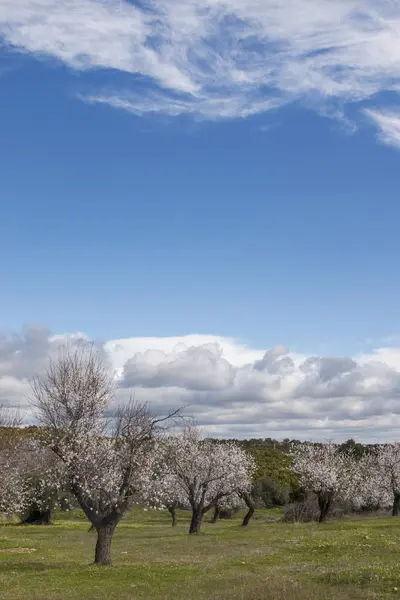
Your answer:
[31,345,181,565]
[161,426,255,534]
[376,443,400,516]
[19,439,66,525]
[0,437,26,517]
[291,442,354,522]
[211,492,243,523]
[350,451,391,512]
[138,462,188,527]
[0,406,31,518]
[0,423,65,524]
[211,490,255,526]
[240,490,256,526]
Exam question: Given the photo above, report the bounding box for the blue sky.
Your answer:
[0,0,400,353]
[2,55,400,355]
[2,0,400,440]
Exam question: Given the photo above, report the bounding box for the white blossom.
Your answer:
[153,426,255,533]
[291,442,355,521]
[291,442,353,498]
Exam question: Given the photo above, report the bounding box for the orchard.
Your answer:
[1,345,400,571]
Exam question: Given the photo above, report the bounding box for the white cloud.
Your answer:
[0,0,400,124]
[3,325,400,441]
[121,343,236,391]
[104,333,263,372]
[0,376,30,406]
[364,108,400,148]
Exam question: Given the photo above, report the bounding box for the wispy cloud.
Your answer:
[364,108,400,148]
[1,0,400,126]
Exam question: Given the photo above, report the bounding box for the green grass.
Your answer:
[0,508,400,599]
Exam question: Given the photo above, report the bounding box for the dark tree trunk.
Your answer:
[317,491,333,523]
[21,508,52,525]
[211,505,220,524]
[392,493,400,516]
[68,480,125,565]
[167,504,178,527]
[242,504,255,526]
[241,492,255,527]
[189,507,203,534]
[94,522,116,565]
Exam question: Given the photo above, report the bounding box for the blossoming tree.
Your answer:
[0,406,27,517]
[210,489,256,526]
[31,344,181,564]
[18,439,66,525]
[291,442,354,522]
[376,443,400,516]
[138,459,188,527]
[0,436,26,517]
[349,450,390,512]
[159,426,255,534]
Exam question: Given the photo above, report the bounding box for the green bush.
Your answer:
[253,475,291,508]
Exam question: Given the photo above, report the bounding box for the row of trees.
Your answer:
[291,442,400,522]
[0,346,255,565]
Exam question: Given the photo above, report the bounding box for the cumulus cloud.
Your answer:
[0,325,99,407]
[0,325,51,380]
[121,343,235,391]
[0,0,400,130]
[3,325,400,441]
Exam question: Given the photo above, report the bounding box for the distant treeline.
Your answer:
[214,437,381,508]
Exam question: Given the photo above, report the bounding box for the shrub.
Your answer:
[219,507,240,519]
[283,494,350,523]
[253,475,291,508]
[283,494,320,523]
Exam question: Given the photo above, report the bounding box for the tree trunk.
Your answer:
[211,505,220,524]
[241,492,255,527]
[21,508,52,525]
[242,505,255,527]
[168,504,178,527]
[189,507,203,534]
[392,493,400,516]
[94,522,116,565]
[317,492,333,523]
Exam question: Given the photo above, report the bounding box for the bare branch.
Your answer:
[31,344,114,435]
[0,404,23,428]
[112,398,186,444]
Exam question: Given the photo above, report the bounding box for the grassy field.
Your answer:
[0,508,400,599]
